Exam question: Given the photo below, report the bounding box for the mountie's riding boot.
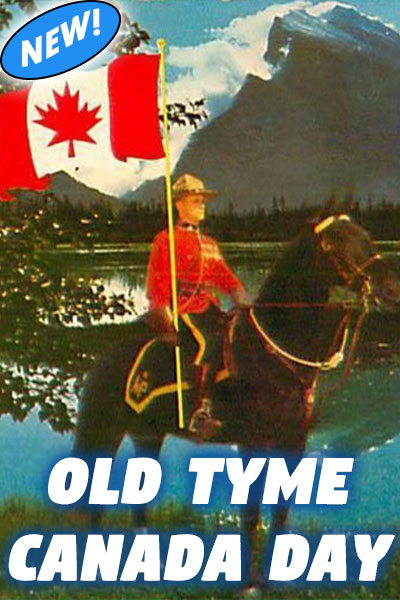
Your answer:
[188,366,222,440]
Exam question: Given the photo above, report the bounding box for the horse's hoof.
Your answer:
[239,584,266,599]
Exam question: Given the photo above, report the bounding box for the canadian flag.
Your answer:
[0,55,165,201]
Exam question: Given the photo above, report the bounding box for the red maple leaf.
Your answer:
[34,83,102,158]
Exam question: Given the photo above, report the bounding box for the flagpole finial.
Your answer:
[157,38,166,51]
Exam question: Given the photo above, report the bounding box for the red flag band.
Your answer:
[109,54,164,161]
[0,88,50,201]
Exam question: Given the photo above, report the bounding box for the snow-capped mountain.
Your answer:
[130,3,400,209]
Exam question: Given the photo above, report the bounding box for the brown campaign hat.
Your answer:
[172,173,218,201]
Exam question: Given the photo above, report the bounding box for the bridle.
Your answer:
[314,214,381,310]
[248,214,381,373]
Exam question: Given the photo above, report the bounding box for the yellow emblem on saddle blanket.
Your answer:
[124,339,191,414]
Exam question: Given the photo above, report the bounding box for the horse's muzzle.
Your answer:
[370,264,400,309]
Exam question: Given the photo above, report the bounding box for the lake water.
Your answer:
[1,241,400,529]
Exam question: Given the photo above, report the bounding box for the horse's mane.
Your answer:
[257,224,322,304]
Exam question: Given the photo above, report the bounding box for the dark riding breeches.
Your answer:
[180,304,227,398]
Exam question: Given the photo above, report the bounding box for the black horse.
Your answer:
[74,214,398,584]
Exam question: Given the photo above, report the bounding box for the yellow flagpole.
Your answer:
[157,38,185,429]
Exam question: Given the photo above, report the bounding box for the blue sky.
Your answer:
[122,0,400,47]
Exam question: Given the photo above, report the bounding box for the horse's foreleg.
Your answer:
[267,413,308,536]
[75,424,125,530]
[270,505,289,532]
[129,436,163,531]
[237,450,267,588]
[241,501,263,587]
[266,429,308,582]
[84,426,125,531]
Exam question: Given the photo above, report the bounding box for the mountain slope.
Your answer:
[131,5,400,210]
[16,171,124,212]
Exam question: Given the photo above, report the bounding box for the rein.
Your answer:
[249,307,351,371]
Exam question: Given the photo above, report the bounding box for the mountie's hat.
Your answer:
[172,173,218,202]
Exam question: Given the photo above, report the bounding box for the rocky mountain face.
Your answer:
[130,5,400,210]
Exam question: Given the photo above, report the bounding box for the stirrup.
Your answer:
[188,400,222,440]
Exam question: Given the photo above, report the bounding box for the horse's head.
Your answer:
[313,215,399,309]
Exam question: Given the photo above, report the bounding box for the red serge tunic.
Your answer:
[146,225,243,314]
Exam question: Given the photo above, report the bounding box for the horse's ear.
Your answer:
[308,195,337,228]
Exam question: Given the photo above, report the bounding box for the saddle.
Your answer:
[124,312,235,415]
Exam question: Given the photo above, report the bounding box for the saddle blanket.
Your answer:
[124,337,197,414]
[124,313,231,414]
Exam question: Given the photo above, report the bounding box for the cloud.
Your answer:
[169,1,310,98]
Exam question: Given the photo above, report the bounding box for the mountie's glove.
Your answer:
[230,286,250,308]
[146,307,180,346]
